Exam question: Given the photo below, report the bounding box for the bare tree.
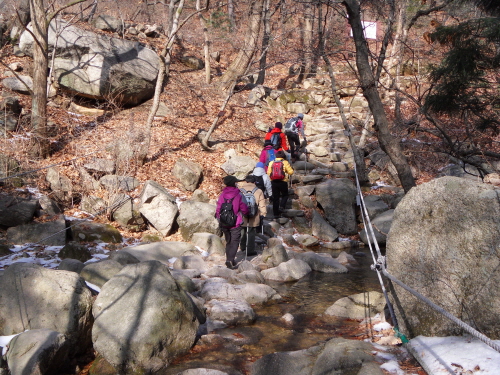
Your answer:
[218,0,264,91]
[197,0,212,84]
[343,0,416,192]
[28,0,86,157]
[143,0,207,159]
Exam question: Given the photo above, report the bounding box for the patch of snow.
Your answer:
[376,351,396,361]
[380,360,405,375]
[374,322,392,331]
[408,336,500,374]
[85,281,101,293]
[0,332,25,355]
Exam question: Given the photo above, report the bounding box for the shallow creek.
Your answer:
[162,247,383,375]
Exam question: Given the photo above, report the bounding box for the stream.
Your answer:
[161,247,384,375]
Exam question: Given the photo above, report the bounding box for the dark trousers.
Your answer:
[271,180,289,217]
[221,226,241,263]
[240,226,256,254]
[286,132,300,159]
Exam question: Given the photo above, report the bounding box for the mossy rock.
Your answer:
[58,241,92,262]
[141,233,162,243]
[0,244,13,256]
[71,221,122,243]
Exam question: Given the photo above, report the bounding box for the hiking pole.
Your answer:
[245,226,249,260]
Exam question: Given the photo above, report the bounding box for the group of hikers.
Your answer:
[215,114,306,269]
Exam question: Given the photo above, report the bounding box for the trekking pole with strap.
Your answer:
[245,226,249,260]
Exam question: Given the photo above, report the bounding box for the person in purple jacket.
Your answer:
[216,175,249,269]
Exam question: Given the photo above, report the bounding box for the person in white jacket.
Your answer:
[252,162,273,201]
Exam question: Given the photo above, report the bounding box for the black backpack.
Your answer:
[219,197,236,227]
[253,175,266,196]
[270,133,281,150]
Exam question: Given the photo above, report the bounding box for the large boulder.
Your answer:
[80,260,125,288]
[0,193,37,227]
[6,214,67,246]
[173,158,203,191]
[206,299,256,326]
[92,261,199,374]
[122,241,198,264]
[110,193,146,231]
[177,200,219,241]
[261,239,289,267]
[293,252,348,273]
[71,221,122,243]
[311,210,338,242]
[91,14,124,33]
[139,180,179,236]
[191,233,225,256]
[200,279,279,304]
[261,259,312,282]
[359,209,394,245]
[387,177,500,339]
[1,75,33,94]
[0,263,93,352]
[220,152,257,180]
[6,329,70,375]
[19,19,159,106]
[324,291,385,319]
[315,179,357,235]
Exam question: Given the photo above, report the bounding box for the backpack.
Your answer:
[253,175,266,195]
[219,197,237,227]
[264,148,276,169]
[270,133,281,150]
[284,117,298,134]
[270,160,285,180]
[240,187,259,217]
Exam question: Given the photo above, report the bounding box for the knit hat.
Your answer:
[256,162,265,168]
[275,122,283,129]
[297,113,304,119]
[223,175,240,187]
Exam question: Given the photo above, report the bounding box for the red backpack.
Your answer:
[270,160,285,180]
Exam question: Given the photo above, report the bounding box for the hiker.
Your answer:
[216,175,249,269]
[284,113,306,161]
[264,122,288,153]
[259,140,275,173]
[252,161,273,199]
[267,150,294,219]
[238,175,266,256]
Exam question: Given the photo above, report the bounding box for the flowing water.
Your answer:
[161,247,384,375]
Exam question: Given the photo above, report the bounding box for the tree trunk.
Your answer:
[256,0,270,85]
[197,0,211,84]
[29,0,49,158]
[343,0,416,192]
[227,0,236,32]
[298,0,314,82]
[218,0,264,91]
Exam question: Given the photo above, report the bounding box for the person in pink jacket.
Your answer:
[216,175,249,268]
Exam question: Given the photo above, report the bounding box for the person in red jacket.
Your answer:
[264,122,288,152]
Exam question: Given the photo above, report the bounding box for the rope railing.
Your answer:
[345,127,500,353]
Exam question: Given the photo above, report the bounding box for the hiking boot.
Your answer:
[225,260,236,269]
